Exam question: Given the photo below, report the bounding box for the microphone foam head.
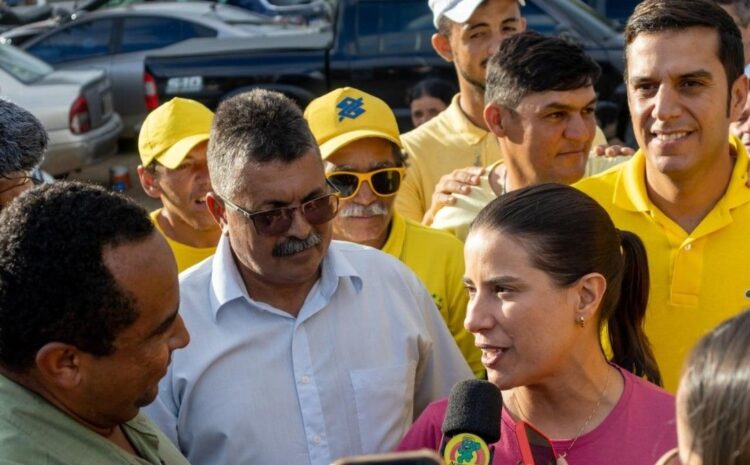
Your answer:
[441,379,502,443]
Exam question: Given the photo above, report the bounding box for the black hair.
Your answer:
[0,181,154,372]
[406,78,456,107]
[625,0,744,91]
[485,32,601,108]
[208,89,319,198]
[470,184,662,385]
[0,99,48,176]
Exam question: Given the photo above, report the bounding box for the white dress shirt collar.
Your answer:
[209,234,363,321]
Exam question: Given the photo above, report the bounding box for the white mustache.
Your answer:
[338,203,389,217]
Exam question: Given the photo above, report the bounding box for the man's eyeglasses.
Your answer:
[219,188,340,236]
[326,166,406,200]
[0,174,43,210]
[0,174,41,196]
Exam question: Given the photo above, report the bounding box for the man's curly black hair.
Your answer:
[0,181,155,372]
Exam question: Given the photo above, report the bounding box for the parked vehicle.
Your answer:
[0,0,328,46]
[0,44,122,176]
[218,0,334,23]
[143,0,628,138]
[0,3,54,32]
[16,2,282,139]
[581,0,642,29]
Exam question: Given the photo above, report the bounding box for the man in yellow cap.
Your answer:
[136,97,220,272]
[304,87,482,377]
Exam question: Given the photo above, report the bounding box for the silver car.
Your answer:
[16,2,283,139]
[0,44,122,176]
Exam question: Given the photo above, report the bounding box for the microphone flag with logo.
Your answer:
[440,380,502,465]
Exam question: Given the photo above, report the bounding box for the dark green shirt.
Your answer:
[0,374,191,465]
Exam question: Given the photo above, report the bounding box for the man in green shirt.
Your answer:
[0,182,191,464]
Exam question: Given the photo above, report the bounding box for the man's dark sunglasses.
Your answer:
[218,183,340,236]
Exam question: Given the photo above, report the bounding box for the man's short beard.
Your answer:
[458,66,486,94]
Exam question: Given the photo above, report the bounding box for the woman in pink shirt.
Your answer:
[397,184,676,465]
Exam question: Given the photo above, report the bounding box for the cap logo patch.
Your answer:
[336,96,365,122]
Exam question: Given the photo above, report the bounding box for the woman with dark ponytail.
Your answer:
[398,184,676,465]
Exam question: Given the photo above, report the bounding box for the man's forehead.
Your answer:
[517,86,597,110]
[626,27,722,76]
[461,0,521,27]
[239,156,327,206]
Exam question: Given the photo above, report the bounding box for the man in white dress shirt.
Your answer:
[144,89,472,465]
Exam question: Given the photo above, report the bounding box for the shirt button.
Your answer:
[684,243,692,251]
[301,375,310,384]
[313,435,321,445]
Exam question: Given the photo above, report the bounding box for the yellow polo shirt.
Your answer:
[575,137,750,391]
[150,209,216,273]
[396,94,502,222]
[382,213,483,377]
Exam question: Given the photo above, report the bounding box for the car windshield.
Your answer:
[0,44,53,83]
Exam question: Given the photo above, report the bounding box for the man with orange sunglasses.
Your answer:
[305,87,482,377]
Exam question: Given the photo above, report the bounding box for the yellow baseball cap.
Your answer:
[138,97,214,169]
[304,87,402,160]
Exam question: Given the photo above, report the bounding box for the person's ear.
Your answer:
[573,272,607,325]
[432,32,454,62]
[729,74,749,122]
[484,102,509,138]
[206,192,228,230]
[137,165,162,200]
[34,343,83,390]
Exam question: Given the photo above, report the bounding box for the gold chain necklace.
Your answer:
[512,368,611,460]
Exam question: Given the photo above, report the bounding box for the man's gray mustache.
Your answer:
[338,203,389,218]
[272,232,322,257]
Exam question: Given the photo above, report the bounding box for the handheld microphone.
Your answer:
[439,380,501,465]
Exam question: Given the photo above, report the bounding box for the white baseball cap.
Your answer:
[429,0,526,28]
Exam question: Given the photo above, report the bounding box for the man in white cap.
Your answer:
[136,97,220,272]
[395,0,527,223]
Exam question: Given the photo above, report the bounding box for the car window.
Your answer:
[356,0,433,55]
[26,19,114,64]
[26,19,114,65]
[0,44,52,83]
[119,16,216,54]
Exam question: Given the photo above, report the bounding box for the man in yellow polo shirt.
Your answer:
[395,0,527,224]
[575,0,750,391]
[136,98,220,272]
[304,87,482,377]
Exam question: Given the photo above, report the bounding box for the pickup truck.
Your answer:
[144,0,628,134]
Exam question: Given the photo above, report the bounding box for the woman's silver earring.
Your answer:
[575,315,585,328]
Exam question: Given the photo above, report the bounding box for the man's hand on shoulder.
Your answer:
[422,166,485,226]
[592,144,635,158]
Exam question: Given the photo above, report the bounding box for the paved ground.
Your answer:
[68,140,161,211]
